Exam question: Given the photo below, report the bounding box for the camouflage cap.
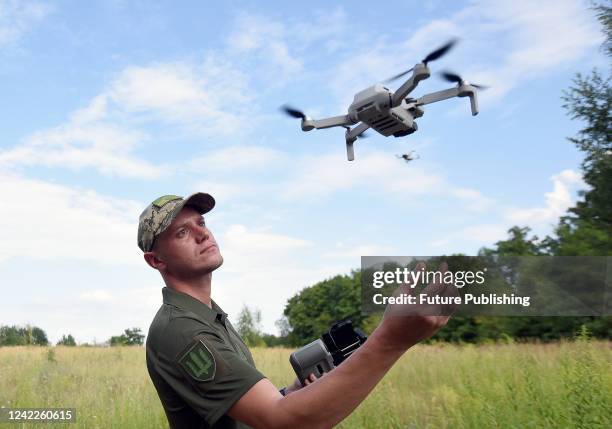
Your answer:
[138,193,215,252]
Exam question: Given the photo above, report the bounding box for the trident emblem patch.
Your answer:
[179,339,216,382]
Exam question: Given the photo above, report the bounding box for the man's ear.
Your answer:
[144,252,165,270]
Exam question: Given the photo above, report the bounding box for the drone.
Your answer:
[282,39,486,161]
[396,151,420,163]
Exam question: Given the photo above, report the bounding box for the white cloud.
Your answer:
[327,0,601,108]
[222,224,312,260]
[7,284,163,344]
[429,168,586,250]
[0,118,166,178]
[108,59,253,135]
[0,0,50,48]
[79,289,113,303]
[451,188,495,211]
[506,169,586,225]
[0,57,254,177]
[226,13,303,76]
[428,223,510,250]
[280,150,494,212]
[189,145,285,171]
[0,171,143,264]
[323,242,394,259]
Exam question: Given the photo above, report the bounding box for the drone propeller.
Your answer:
[440,71,488,89]
[422,38,457,64]
[383,68,414,84]
[383,38,458,84]
[280,104,307,119]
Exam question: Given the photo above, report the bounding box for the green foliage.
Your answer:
[236,305,265,347]
[57,334,77,346]
[542,3,612,256]
[472,226,611,342]
[283,270,366,346]
[560,327,611,428]
[109,327,144,346]
[259,333,287,347]
[551,66,612,256]
[479,226,545,256]
[46,348,57,363]
[0,324,49,346]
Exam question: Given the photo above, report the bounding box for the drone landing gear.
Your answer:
[344,122,370,161]
[346,140,355,161]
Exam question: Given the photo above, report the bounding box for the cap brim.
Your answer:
[179,192,215,215]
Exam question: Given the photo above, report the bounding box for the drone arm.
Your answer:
[416,85,479,116]
[415,87,460,106]
[391,64,430,107]
[302,115,355,131]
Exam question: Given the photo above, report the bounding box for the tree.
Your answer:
[236,305,265,347]
[30,327,49,346]
[57,334,77,346]
[0,325,25,346]
[545,2,612,256]
[479,226,544,257]
[0,325,48,346]
[283,270,366,346]
[109,327,144,346]
[124,327,145,345]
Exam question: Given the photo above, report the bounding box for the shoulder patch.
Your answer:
[178,339,216,382]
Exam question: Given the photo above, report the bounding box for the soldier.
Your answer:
[140,193,452,429]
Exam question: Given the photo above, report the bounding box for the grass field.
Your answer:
[0,340,610,428]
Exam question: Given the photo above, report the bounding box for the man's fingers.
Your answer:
[392,261,426,298]
[303,373,317,385]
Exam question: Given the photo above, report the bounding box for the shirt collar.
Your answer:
[162,287,227,326]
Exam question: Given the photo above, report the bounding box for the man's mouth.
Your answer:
[200,245,216,254]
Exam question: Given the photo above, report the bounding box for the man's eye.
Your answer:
[177,229,186,238]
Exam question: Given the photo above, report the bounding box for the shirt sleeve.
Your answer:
[153,317,266,427]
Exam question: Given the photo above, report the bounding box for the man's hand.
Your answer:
[283,373,319,395]
[375,261,457,352]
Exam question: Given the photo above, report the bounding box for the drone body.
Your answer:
[282,40,485,161]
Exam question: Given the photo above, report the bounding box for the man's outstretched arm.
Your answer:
[229,305,450,428]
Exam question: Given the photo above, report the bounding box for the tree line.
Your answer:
[0,325,144,347]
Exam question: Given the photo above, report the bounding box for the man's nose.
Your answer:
[195,225,209,242]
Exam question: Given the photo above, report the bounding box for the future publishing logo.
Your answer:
[370,267,531,307]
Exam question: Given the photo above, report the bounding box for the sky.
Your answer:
[0,0,606,344]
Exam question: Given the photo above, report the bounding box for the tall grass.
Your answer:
[0,340,610,428]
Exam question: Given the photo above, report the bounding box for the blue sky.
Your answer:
[0,0,605,343]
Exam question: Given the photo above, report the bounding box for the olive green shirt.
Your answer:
[146,287,265,429]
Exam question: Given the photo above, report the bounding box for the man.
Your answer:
[140,192,452,429]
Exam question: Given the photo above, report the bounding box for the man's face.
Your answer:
[149,206,223,278]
